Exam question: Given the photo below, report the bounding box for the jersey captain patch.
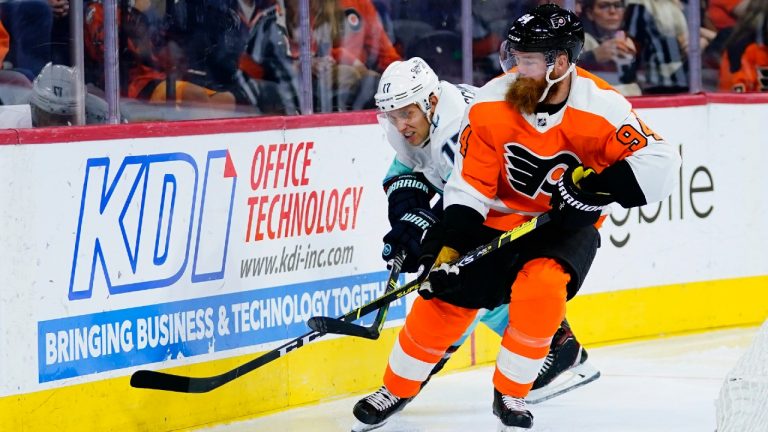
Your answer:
[504,143,579,198]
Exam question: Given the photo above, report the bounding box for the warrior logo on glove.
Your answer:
[382,208,438,273]
[549,165,614,229]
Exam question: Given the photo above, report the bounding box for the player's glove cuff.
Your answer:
[550,165,614,229]
[384,173,433,225]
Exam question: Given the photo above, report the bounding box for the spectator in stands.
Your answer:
[718,0,768,91]
[49,0,70,65]
[163,0,244,103]
[323,0,401,109]
[0,16,7,65]
[579,0,641,95]
[235,0,303,114]
[0,0,54,80]
[230,0,289,114]
[237,0,400,113]
[385,0,501,84]
[623,0,689,94]
[709,0,751,32]
[336,0,400,74]
[0,14,33,106]
[84,0,236,115]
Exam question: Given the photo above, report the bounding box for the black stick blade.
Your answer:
[131,370,197,393]
[307,316,379,339]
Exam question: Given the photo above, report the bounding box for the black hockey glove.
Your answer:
[415,205,484,299]
[384,173,433,225]
[417,245,461,299]
[550,165,614,230]
[382,208,438,273]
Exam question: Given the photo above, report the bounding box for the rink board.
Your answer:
[1,95,767,431]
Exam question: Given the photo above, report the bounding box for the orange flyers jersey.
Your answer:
[337,0,400,73]
[719,43,768,92]
[445,67,680,232]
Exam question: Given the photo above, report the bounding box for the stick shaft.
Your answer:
[130,214,549,393]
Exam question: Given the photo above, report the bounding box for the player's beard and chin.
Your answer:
[505,74,562,115]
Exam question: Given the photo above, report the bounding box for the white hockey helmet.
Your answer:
[374,57,441,115]
[29,62,79,116]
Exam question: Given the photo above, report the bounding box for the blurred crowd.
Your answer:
[0,0,766,127]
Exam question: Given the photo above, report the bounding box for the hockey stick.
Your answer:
[306,250,405,339]
[129,213,550,393]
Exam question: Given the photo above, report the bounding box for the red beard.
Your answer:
[505,74,564,114]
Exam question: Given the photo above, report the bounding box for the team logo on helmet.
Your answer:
[345,9,362,32]
[550,16,566,28]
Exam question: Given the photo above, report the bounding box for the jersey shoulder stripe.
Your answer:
[472,73,515,106]
[570,67,632,128]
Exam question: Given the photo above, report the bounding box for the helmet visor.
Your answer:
[499,40,550,78]
[377,104,425,127]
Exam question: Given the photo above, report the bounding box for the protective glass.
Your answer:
[499,40,549,77]
[378,104,424,127]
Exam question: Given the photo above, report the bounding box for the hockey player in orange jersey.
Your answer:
[362,56,601,431]
[351,4,680,431]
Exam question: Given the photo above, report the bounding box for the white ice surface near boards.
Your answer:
[200,326,759,432]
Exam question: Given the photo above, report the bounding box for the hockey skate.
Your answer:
[351,386,413,432]
[493,389,533,431]
[526,323,601,404]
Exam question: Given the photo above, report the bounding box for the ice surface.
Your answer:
[200,327,758,432]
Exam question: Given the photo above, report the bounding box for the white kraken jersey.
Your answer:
[380,81,477,193]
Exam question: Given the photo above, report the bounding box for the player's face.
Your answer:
[512,51,549,79]
[505,51,570,113]
[382,104,430,146]
[588,0,625,31]
[500,46,550,79]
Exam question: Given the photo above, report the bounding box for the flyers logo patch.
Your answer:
[550,16,566,28]
[345,9,362,32]
[504,143,579,198]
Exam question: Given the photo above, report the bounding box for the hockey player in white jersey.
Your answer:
[351,57,600,432]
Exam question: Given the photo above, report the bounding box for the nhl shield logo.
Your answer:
[550,16,566,28]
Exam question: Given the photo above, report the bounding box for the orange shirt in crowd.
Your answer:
[708,0,742,30]
[85,2,166,99]
[334,0,400,72]
[719,43,768,92]
[0,19,9,65]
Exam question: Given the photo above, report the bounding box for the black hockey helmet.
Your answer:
[505,4,585,64]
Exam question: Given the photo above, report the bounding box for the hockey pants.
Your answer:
[451,303,509,348]
[384,257,569,398]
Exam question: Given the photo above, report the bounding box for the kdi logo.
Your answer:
[69,151,237,300]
